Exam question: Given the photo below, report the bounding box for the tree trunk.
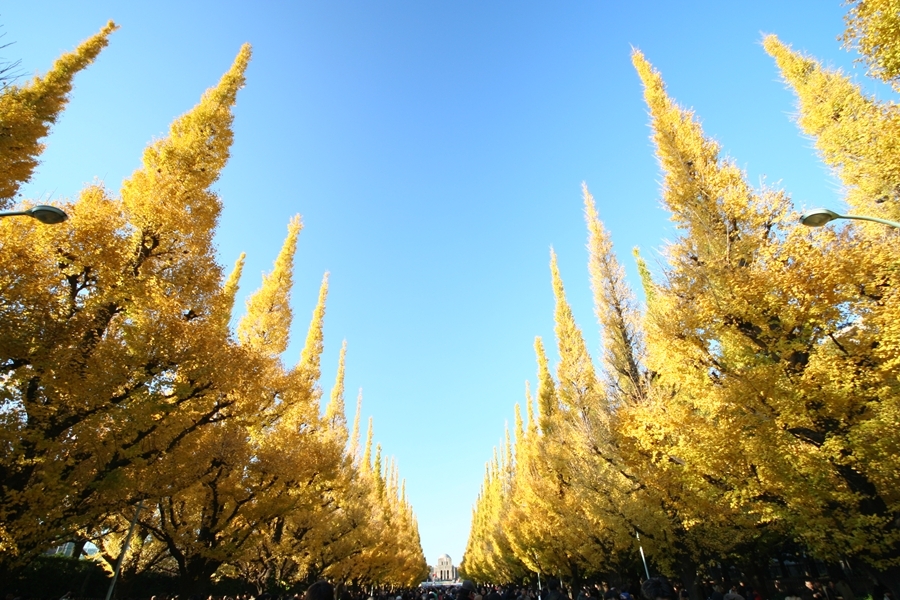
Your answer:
[180,556,223,596]
[677,553,702,600]
[72,538,88,558]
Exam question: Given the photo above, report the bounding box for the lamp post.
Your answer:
[0,205,68,224]
[636,532,650,580]
[104,500,144,600]
[800,208,900,230]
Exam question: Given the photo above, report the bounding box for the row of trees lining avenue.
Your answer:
[0,22,428,595]
[462,2,900,598]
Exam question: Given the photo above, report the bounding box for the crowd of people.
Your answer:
[4,573,892,600]
[408,574,888,600]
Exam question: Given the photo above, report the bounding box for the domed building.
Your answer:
[433,554,458,582]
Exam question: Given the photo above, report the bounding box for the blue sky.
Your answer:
[6,1,862,570]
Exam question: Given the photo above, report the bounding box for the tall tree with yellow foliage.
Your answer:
[0,23,429,595]
[0,21,116,557]
[0,38,251,568]
[843,0,900,88]
[763,38,900,223]
[462,425,529,584]
[633,40,900,591]
[762,30,900,594]
[504,336,590,583]
[466,4,900,595]
[132,220,338,595]
[576,187,681,580]
[0,21,116,205]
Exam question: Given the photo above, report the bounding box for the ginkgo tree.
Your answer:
[0,26,250,568]
[463,3,900,597]
[0,23,427,595]
[0,20,119,556]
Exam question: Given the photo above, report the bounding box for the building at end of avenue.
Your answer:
[433,554,458,582]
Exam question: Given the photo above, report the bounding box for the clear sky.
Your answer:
[5,1,864,571]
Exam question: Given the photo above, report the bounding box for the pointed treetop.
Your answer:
[534,336,556,434]
[373,443,386,499]
[514,402,524,449]
[324,340,349,446]
[348,388,363,460]
[213,252,245,335]
[764,34,899,220]
[633,49,775,266]
[526,379,537,435]
[223,253,246,314]
[237,216,301,356]
[389,457,399,500]
[0,21,118,207]
[504,424,513,476]
[551,248,601,416]
[584,185,644,404]
[373,443,383,474]
[362,416,374,473]
[122,44,252,258]
[631,50,725,224]
[297,272,329,399]
[632,247,656,305]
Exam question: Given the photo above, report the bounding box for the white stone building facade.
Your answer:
[433,554,458,581]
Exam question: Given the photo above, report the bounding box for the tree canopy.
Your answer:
[0,23,427,596]
[462,4,900,599]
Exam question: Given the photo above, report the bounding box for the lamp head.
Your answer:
[800,208,841,228]
[26,205,68,224]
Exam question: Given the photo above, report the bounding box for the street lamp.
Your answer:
[636,531,650,580]
[800,208,900,230]
[0,205,68,225]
